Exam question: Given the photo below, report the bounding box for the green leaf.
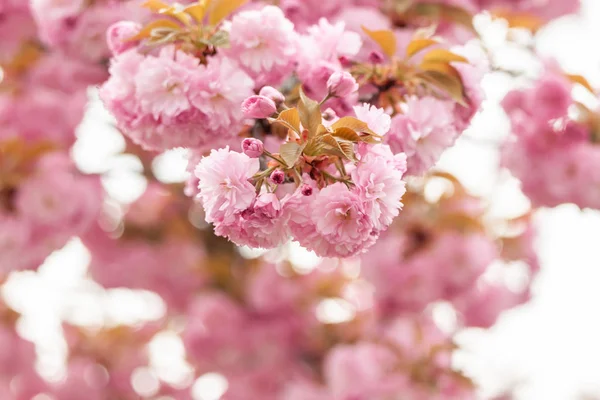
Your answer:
[322,135,356,161]
[127,19,181,41]
[208,30,229,47]
[302,137,326,156]
[150,30,181,45]
[406,38,438,58]
[419,70,467,106]
[316,124,328,136]
[422,49,468,64]
[298,88,322,137]
[332,127,361,142]
[279,142,304,168]
[411,3,475,33]
[281,109,301,134]
[437,4,476,33]
[331,117,377,136]
[269,109,301,135]
[566,73,595,94]
[184,1,210,22]
[337,141,356,161]
[362,27,397,59]
[208,0,248,26]
[419,61,462,81]
[142,0,170,12]
[162,8,193,26]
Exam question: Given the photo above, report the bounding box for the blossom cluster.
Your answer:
[98,0,500,253]
[0,150,102,273]
[83,183,207,311]
[194,119,407,257]
[362,174,537,328]
[501,68,600,209]
[0,3,103,274]
[30,0,140,64]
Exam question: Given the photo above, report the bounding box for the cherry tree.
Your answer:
[0,0,588,398]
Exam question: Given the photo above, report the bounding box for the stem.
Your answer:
[291,168,303,186]
[263,150,286,166]
[320,93,334,106]
[322,171,352,186]
[335,159,348,177]
[254,178,264,193]
[253,166,276,180]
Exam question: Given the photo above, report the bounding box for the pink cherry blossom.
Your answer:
[387,96,459,175]
[324,342,406,399]
[214,193,291,249]
[241,95,277,119]
[195,147,259,225]
[31,0,137,63]
[279,0,345,29]
[100,48,254,151]
[227,5,298,86]
[106,21,141,55]
[0,5,37,62]
[353,104,392,136]
[297,18,362,105]
[0,216,32,274]
[352,145,407,230]
[457,282,530,328]
[327,71,359,97]
[259,86,286,103]
[135,49,194,121]
[474,0,580,21]
[311,182,375,257]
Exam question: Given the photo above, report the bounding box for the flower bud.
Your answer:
[242,138,264,158]
[106,21,141,55]
[259,86,285,104]
[270,169,285,185]
[339,56,353,68]
[368,50,385,65]
[241,95,277,119]
[300,184,313,196]
[327,71,359,97]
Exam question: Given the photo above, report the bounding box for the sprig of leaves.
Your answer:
[131,0,248,49]
[362,27,397,59]
[358,28,470,106]
[268,90,381,169]
[390,1,476,33]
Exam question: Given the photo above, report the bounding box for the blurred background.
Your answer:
[3,1,600,399]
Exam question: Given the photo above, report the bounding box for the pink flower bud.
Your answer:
[368,50,385,64]
[300,184,313,196]
[241,95,277,119]
[106,21,141,55]
[242,138,264,158]
[270,169,285,185]
[339,56,353,68]
[327,71,359,97]
[259,86,285,104]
